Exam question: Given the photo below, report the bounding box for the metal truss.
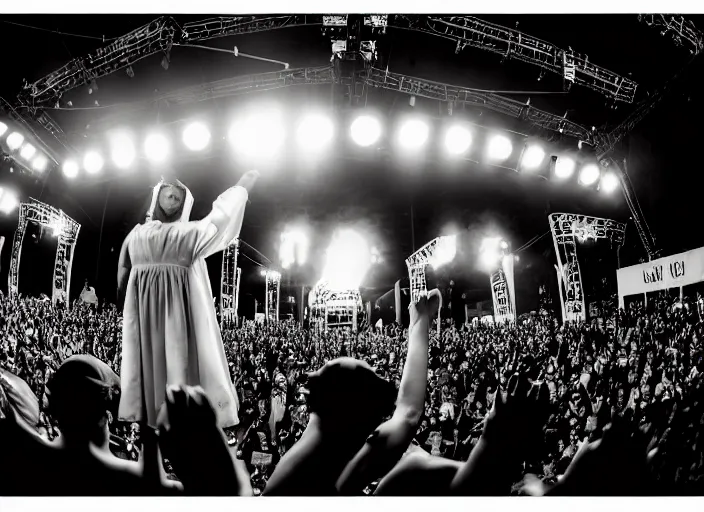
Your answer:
[392,15,637,103]
[324,290,362,331]
[490,269,513,323]
[8,198,80,306]
[405,235,456,304]
[549,213,626,323]
[181,15,324,42]
[220,240,239,329]
[362,66,600,144]
[264,270,281,322]
[17,16,178,108]
[639,14,703,55]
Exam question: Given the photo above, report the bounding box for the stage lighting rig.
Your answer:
[444,125,473,156]
[62,160,79,179]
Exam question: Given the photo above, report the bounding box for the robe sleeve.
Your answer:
[192,186,249,260]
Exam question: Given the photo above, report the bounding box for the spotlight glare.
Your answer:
[0,122,7,137]
[579,164,601,186]
[350,115,381,147]
[398,119,429,149]
[487,135,513,161]
[444,125,472,155]
[83,151,104,174]
[183,122,211,151]
[144,133,170,164]
[0,190,18,214]
[229,110,286,159]
[430,235,457,270]
[322,228,371,290]
[31,155,48,172]
[62,160,79,179]
[600,171,620,194]
[19,144,36,161]
[297,114,334,151]
[6,132,24,151]
[521,145,545,169]
[110,131,136,169]
[554,157,576,179]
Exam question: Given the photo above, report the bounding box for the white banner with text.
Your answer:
[617,247,704,306]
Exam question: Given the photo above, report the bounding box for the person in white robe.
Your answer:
[117,170,259,428]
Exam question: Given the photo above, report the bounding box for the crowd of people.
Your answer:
[2,289,704,495]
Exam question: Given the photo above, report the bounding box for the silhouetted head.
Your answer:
[305,357,397,434]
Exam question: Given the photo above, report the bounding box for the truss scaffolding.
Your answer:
[8,198,80,306]
[549,213,626,323]
[309,280,361,331]
[639,14,703,55]
[264,270,281,323]
[220,240,240,329]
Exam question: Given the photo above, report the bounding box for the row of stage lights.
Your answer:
[0,121,50,174]
[3,108,619,195]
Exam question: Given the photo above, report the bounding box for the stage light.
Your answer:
[109,131,136,169]
[600,171,620,194]
[479,237,503,272]
[322,228,371,291]
[280,227,309,269]
[398,119,429,149]
[144,133,170,164]
[487,135,513,161]
[19,144,36,161]
[521,145,545,169]
[297,114,334,151]
[430,235,457,270]
[350,115,381,147]
[260,269,267,277]
[444,125,472,155]
[578,164,600,186]
[0,122,7,137]
[183,122,211,151]
[6,132,24,151]
[31,155,48,172]
[0,190,18,214]
[63,160,79,179]
[229,110,286,159]
[83,151,104,175]
[554,156,575,179]
[500,240,509,250]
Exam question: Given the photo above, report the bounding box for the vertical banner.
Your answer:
[0,236,4,276]
[490,270,514,323]
[502,254,517,318]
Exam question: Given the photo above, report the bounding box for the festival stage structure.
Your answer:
[8,198,80,306]
[220,239,241,328]
[549,213,626,322]
[309,280,362,331]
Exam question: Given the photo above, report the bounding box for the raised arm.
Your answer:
[336,289,441,494]
[193,170,260,259]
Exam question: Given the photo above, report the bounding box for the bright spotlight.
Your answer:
[229,110,286,159]
[500,240,509,250]
[63,160,79,179]
[554,157,576,179]
[521,145,545,169]
[109,131,136,169]
[297,114,334,151]
[487,135,513,161]
[430,235,457,270]
[144,133,170,164]
[31,155,48,172]
[83,151,104,175]
[479,237,503,272]
[600,171,620,194]
[578,164,600,186]
[6,132,24,151]
[19,144,36,161]
[183,122,211,151]
[445,125,472,155]
[322,228,371,291]
[350,115,381,147]
[260,269,267,277]
[398,119,429,149]
[0,122,7,137]
[280,227,309,269]
[0,190,18,214]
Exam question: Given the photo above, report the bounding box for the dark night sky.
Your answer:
[0,14,702,315]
